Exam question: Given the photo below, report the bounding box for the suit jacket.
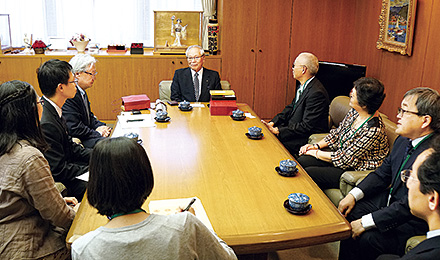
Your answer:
[40,97,91,185]
[376,236,440,259]
[358,135,435,233]
[271,77,330,153]
[62,86,105,148]
[170,67,221,102]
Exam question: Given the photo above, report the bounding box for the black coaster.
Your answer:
[283,200,312,215]
[275,166,298,177]
[245,133,264,140]
[154,117,171,122]
[178,106,193,111]
[230,115,246,121]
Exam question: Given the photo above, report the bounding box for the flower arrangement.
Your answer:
[70,33,91,46]
[32,40,48,49]
[31,40,50,54]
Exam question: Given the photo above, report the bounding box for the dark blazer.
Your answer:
[271,77,330,154]
[170,67,221,102]
[358,135,435,233]
[62,86,105,148]
[40,97,91,185]
[376,236,440,260]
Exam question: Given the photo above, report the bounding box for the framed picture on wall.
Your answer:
[154,11,202,54]
[376,0,417,56]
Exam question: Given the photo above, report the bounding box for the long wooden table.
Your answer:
[66,103,350,256]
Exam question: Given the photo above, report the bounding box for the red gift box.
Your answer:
[209,100,238,116]
[122,94,150,111]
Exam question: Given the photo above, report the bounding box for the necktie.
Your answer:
[194,72,200,101]
[405,140,414,157]
[295,88,303,103]
[82,92,90,124]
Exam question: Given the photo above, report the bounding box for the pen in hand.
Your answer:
[183,198,196,212]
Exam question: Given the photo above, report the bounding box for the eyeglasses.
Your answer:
[397,107,424,117]
[401,169,418,183]
[84,71,98,76]
[187,56,203,61]
[292,64,306,69]
[36,96,44,106]
[68,79,79,85]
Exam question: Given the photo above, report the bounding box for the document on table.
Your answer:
[245,112,256,118]
[117,113,156,129]
[191,103,205,108]
[148,197,213,231]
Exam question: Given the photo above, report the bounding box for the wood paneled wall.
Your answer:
[219,0,440,121]
[288,0,440,121]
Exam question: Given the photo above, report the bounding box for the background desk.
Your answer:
[67,103,350,257]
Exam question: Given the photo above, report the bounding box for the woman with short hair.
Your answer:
[298,77,390,190]
[72,137,237,260]
[0,80,76,259]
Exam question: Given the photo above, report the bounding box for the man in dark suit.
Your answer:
[62,54,111,148]
[338,87,440,259]
[37,59,91,201]
[170,45,221,102]
[262,52,330,155]
[377,138,440,259]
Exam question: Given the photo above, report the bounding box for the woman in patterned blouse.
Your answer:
[297,77,389,190]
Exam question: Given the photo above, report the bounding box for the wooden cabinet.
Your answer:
[0,54,221,120]
[220,0,293,119]
[0,56,42,93]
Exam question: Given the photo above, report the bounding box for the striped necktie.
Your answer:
[194,72,200,101]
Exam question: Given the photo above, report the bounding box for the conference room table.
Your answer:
[66,103,351,258]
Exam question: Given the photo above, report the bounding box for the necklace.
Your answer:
[107,208,146,220]
[339,113,374,149]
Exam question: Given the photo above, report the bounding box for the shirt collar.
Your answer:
[76,84,85,96]
[299,76,314,92]
[43,96,63,118]
[191,67,203,77]
[427,229,440,239]
[411,134,431,147]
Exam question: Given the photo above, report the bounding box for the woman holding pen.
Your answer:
[71,137,237,260]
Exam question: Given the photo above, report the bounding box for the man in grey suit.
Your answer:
[170,45,222,102]
[262,52,330,155]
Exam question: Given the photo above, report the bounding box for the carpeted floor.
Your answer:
[268,242,339,260]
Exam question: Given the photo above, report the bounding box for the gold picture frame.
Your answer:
[376,0,417,56]
[154,11,202,54]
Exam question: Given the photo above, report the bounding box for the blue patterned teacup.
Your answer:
[248,126,262,137]
[232,109,244,118]
[279,159,297,173]
[179,100,191,110]
[288,193,310,211]
[156,110,168,120]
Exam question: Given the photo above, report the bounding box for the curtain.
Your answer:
[1,0,202,48]
[201,0,216,51]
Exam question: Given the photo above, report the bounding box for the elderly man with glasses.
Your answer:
[261,52,330,155]
[338,87,440,260]
[170,45,221,102]
[62,54,111,148]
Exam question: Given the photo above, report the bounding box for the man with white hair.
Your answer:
[170,45,221,102]
[63,54,111,148]
[262,52,330,155]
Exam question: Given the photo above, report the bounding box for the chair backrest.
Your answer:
[158,80,231,101]
[381,115,398,150]
[159,80,173,101]
[329,96,351,128]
